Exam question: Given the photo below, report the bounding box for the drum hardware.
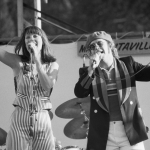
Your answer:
[55,97,90,139]
[55,139,62,150]
[77,101,89,130]
[76,102,89,121]
[55,97,90,118]
[61,145,80,150]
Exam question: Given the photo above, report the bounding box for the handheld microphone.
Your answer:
[28,42,34,54]
[92,59,96,64]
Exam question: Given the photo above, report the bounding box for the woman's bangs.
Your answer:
[25,26,42,36]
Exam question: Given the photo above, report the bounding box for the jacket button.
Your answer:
[96,97,100,101]
[93,96,96,99]
[94,110,98,113]
[130,101,133,105]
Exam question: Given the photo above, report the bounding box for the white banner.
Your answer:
[77,38,150,56]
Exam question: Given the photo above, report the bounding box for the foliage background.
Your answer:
[0,0,150,38]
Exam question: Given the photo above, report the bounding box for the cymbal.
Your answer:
[64,116,89,139]
[0,128,7,145]
[55,97,90,118]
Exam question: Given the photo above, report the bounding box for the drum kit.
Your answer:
[55,96,90,150]
[55,96,90,140]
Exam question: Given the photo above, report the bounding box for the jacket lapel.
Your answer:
[92,67,109,112]
[92,58,131,112]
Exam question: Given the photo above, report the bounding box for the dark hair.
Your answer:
[15,26,56,63]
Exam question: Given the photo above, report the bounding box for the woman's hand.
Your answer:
[27,42,41,62]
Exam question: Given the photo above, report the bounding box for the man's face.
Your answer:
[88,39,112,60]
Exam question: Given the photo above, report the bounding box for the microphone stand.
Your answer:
[29,52,35,150]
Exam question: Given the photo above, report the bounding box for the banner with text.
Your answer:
[77,38,150,57]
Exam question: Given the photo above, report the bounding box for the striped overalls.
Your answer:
[6,63,55,150]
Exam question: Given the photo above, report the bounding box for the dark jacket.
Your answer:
[74,56,149,150]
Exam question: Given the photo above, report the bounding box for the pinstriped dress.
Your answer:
[6,62,55,150]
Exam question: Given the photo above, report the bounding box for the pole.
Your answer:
[34,0,42,28]
[17,0,23,36]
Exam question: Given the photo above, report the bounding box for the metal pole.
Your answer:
[17,0,23,36]
[34,0,42,28]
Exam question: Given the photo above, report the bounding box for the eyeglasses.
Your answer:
[88,41,103,50]
[87,41,103,56]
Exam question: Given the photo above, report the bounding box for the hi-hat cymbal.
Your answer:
[64,116,89,139]
[55,97,90,118]
[0,128,7,146]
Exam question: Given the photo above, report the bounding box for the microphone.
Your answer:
[28,42,34,54]
[90,59,97,70]
[92,59,96,64]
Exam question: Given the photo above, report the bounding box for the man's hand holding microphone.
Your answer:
[88,52,103,77]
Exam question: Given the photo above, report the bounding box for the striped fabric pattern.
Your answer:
[114,58,131,105]
[107,82,117,97]
[6,107,55,150]
[80,75,93,89]
[6,63,55,150]
[13,63,52,111]
[92,58,131,112]
[106,80,123,121]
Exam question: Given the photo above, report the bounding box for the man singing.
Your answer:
[74,31,149,150]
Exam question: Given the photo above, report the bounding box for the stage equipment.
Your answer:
[55,97,90,118]
[61,145,81,150]
[64,116,89,139]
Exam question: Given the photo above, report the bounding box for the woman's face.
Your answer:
[25,33,43,53]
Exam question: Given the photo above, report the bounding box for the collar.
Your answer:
[99,60,114,73]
